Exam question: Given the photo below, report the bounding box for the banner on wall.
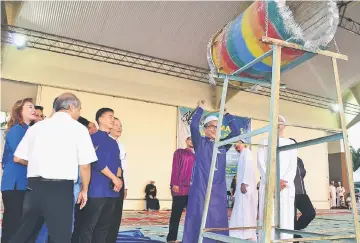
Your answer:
[177,106,251,190]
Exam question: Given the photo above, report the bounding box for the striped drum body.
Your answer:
[207,0,339,79]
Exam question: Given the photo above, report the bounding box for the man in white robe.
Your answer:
[329,181,336,208]
[336,182,345,207]
[229,140,257,241]
[257,115,297,241]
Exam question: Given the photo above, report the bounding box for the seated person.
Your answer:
[346,195,352,209]
[339,196,347,209]
[145,181,160,211]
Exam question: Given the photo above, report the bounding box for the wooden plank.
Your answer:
[197,77,230,243]
[332,57,360,243]
[261,45,282,243]
[278,133,343,152]
[203,232,254,243]
[204,226,276,232]
[261,36,348,61]
[284,123,342,133]
[272,234,355,243]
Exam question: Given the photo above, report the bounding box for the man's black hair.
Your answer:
[95,108,114,124]
[52,97,58,109]
[35,105,44,111]
[78,116,90,128]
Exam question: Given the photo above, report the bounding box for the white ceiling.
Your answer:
[13,1,360,99]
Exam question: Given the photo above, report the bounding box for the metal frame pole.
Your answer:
[262,45,282,243]
[198,76,230,243]
[199,37,358,243]
[275,136,281,239]
[332,57,360,242]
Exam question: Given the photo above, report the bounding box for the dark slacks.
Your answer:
[77,197,116,243]
[9,178,74,243]
[294,194,316,238]
[167,195,188,242]
[71,204,82,243]
[105,189,125,243]
[1,190,26,243]
[146,197,160,210]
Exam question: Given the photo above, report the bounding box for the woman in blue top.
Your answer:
[1,98,36,243]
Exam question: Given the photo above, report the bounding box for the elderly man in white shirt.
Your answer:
[10,93,98,243]
[106,117,128,243]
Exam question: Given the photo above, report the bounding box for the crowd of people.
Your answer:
[1,93,127,243]
[329,181,347,208]
[1,95,340,243]
[166,100,317,243]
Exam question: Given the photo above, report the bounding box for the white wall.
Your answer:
[39,86,177,210]
[38,85,330,210]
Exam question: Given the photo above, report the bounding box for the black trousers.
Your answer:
[1,190,26,243]
[71,204,82,243]
[77,197,116,243]
[294,194,316,237]
[167,195,188,242]
[105,189,125,243]
[9,178,74,243]
[146,197,160,210]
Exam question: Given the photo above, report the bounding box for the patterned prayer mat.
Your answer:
[119,209,356,242]
[0,209,356,242]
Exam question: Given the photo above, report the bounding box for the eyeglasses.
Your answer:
[205,125,217,130]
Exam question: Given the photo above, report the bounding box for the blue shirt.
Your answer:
[1,124,29,191]
[88,130,122,198]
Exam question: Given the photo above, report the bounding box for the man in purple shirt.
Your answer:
[166,136,195,243]
[76,108,123,243]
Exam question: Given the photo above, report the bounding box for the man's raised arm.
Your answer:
[190,100,205,149]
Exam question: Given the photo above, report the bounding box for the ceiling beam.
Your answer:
[2,1,23,65]
[210,85,217,110]
[346,82,360,129]
[337,1,360,36]
[4,1,23,26]
[211,81,254,110]
[339,14,360,36]
[350,83,360,105]
[346,113,360,129]
[1,2,7,26]
[2,25,360,115]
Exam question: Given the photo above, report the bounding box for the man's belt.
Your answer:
[30,177,69,182]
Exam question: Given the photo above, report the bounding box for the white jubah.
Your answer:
[229,147,257,241]
[257,137,297,242]
[329,184,336,208]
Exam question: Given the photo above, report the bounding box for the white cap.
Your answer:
[278,115,286,124]
[203,115,218,126]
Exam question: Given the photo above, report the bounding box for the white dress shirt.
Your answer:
[15,112,97,181]
[109,135,128,189]
[118,143,128,189]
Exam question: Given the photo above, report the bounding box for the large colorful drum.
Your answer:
[207,0,339,79]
